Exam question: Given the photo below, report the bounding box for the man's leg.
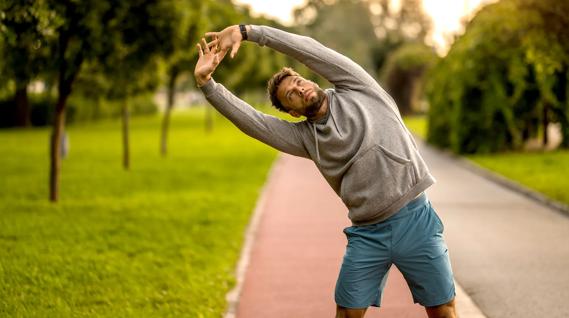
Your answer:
[425,298,457,318]
[336,305,367,318]
[335,225,392,313]
[392,198,457,315]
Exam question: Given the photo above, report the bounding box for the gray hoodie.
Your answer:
[199,25,436,226]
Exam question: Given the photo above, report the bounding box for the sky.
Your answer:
[234,0,498,55]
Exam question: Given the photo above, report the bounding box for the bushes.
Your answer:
[426,0,569,153]
[380,42,439,115]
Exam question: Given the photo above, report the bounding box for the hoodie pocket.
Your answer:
[340,145,415,222]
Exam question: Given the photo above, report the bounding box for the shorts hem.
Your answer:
[416,290,456,308]
[335,301,379,309]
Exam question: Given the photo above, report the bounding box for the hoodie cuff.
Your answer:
[199,78,218,98]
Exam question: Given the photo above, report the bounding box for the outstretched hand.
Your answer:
[194,37,227,87]
[205,25,245,59]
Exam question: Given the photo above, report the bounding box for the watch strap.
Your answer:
[239,24,248,41]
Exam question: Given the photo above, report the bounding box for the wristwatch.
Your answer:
[239,24,248,41]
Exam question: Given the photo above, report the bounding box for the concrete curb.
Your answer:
[455,281,487,318]
[223,155,281,318]
[415,136,569,217]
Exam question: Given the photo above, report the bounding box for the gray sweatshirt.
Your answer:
[200,25,436,226]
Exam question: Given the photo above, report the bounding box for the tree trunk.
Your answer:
[560,118,569,149]
[49,86,71,202]
[553,104,569,149]
[15,84,30,127]
[542,103,549,147]
[122,97,130,170]
[160,69,179,156]
[49,29,80,202]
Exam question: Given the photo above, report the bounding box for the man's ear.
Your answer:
[288,110,301,118]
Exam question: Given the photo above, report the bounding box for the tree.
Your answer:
[426,0,569,153]
[380,42,439,115]
[367,0,432,72]
[293,0,378,74]
[39,0,181,201]
[100,0,182,169]
[160,0,201,155]
[517,0,569,148]
[44,0,117,201]
[0,0,54,126]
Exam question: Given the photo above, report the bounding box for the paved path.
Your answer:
[418,140,569,318]
[230,139,569,318]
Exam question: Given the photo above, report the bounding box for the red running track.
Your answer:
[235,154,427,318]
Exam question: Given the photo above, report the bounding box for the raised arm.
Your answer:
[194,38,309,158]
[206,25,377,91]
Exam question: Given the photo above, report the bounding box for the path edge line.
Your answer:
[223,154,282,318]
[414,135,569,216]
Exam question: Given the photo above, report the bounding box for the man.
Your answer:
[195,25,457,318]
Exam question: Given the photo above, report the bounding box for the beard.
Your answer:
[303,87,326,118]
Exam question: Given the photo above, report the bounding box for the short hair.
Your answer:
[267,67,300,112]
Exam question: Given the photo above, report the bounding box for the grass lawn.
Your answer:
[403,115,428,140]
[467,152,569,206]
[403,115,569,206]
[0,108,277,317]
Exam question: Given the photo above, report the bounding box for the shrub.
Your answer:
[426,0,569,153]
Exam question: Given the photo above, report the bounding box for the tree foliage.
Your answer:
[293,0,378,73]
[367,0,432,71]
[0,0,58,126]
[380,42,439,115]
[426,0,569,153]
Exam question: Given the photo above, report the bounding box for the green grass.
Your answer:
[468,152,569,206]
[403,115,427,140]
[403,115,569,207]
[0,108,277,317]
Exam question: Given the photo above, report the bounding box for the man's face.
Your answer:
[276,75,325,118]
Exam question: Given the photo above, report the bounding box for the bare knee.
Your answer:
[425,298,457,318]
[336,305,367,318]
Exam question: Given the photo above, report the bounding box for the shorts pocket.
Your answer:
[430,205,445,233]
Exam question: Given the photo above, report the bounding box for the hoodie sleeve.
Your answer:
[247,25,377,91]
[199,79,310,158]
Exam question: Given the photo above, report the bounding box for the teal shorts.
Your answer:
[335,193,455,308]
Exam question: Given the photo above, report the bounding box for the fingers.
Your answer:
[230,41,241,59]
[201,38,209,53]
[207,38,219,52]
[196,43,203,57]
[205,32,218,39]
[216,48,228,64]
[206,38,219,47]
